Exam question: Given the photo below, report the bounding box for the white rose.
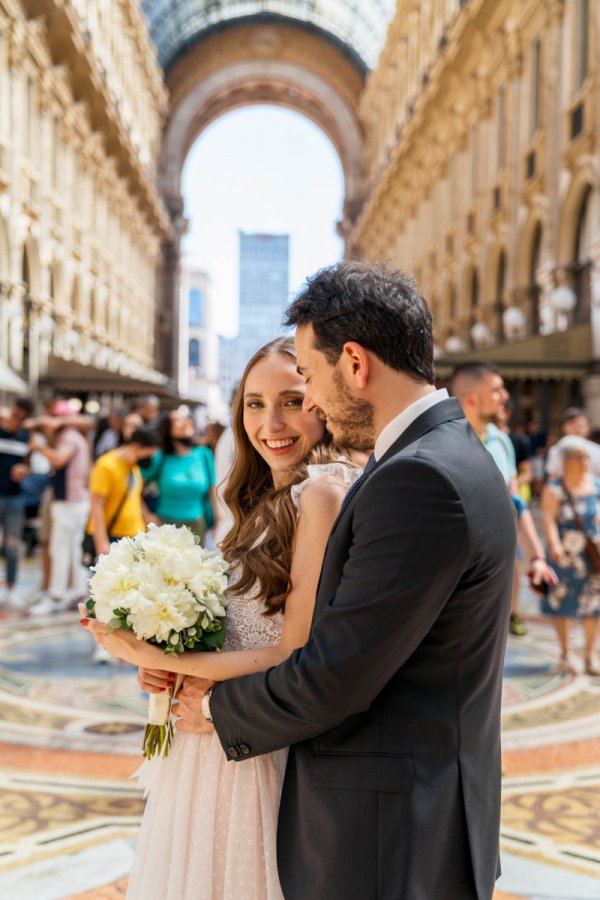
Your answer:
[128,586,199,643]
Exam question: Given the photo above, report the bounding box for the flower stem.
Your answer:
[142,721,174,759]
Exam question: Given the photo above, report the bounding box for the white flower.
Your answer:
[128,587,199,643]
[89,523,229,645]
[138,522,197,558]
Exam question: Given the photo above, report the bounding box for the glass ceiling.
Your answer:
[141,0,397,72]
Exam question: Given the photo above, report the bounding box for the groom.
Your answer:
[178,263,516,899]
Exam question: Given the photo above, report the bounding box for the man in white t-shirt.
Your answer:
[450,362,554,636]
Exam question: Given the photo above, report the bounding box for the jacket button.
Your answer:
[227,747,239,759]
[239,744,250,755]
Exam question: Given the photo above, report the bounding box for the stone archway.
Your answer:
[156,21,366,379]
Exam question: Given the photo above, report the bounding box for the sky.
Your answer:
[181,105,345,337]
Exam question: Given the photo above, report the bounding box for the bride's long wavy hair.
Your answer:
[220,336,342,615]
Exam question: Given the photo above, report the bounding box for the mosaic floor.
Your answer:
[0,560,599,899]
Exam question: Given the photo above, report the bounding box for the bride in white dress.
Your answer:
[83,337,359,899]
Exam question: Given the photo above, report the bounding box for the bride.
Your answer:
[82,336,359,899]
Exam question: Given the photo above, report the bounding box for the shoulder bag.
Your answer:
[561,482,600,574]
[82,471,135,568]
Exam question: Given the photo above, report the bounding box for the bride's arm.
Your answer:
[82,478,346,679]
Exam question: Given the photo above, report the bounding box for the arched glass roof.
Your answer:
[141,0,396,72]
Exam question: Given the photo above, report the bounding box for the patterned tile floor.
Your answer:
[0,557,599,899]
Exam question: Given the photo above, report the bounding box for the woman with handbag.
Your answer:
[142,410,217,545]
[541,436,600,675]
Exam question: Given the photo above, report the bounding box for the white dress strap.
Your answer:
[290,462,362,511]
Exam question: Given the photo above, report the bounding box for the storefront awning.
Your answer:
[43,356,175,397]
[435,324,592,381]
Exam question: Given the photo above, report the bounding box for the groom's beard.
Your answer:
[324,369,375,453]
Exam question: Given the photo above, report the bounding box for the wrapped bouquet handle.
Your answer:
[144,673,184,758]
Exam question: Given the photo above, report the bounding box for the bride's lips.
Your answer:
[261,436,300,456]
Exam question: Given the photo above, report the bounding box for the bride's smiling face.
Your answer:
[243,353,326,487]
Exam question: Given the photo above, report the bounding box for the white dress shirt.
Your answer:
[374,389,450,461]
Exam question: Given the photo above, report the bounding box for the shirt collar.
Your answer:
[374,389,449,460]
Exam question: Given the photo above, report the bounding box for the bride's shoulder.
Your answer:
[291,461,361,512]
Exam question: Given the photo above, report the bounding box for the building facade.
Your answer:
[219,231,290,404]
[178,266,222,419]
[350,0,599,432]
[0,0,170,401]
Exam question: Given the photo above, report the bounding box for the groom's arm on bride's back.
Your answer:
[210,458,473,758]
[163,478,346,687]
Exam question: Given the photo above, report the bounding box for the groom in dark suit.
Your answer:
[182,263,516,899]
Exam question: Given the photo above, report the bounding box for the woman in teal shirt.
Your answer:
[143,410,217,545]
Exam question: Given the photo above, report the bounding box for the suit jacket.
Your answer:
[211,399,516,900]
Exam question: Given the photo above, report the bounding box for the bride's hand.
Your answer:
[79,614,158,668]
[138,667,175,694]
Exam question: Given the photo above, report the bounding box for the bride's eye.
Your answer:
[246,400,264,410]
[285,398,303,408]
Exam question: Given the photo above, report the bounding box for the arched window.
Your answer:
[189,338,201,370]
[495,251,506,340]
[573,186,592,324]
[468,268,479,347]
[189,288,203,326]
[470,268,479,309]
[529,222,542,333]
[21,246,31,377]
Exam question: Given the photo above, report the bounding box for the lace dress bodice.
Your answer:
[222,463,360,652]
[223,583,284,651]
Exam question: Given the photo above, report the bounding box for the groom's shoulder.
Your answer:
[381,417,500,489]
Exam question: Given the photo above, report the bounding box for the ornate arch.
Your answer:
[161,23,365,221]
[155,21,366,379]
[558,162,600,265]
[481,241,507,304]
[516,212,544,288]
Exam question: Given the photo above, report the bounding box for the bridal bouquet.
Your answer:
[86,523,229,758]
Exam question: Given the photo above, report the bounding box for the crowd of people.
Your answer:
[0,394,225,627]
[448,365,599,671]
[0,368,599,672]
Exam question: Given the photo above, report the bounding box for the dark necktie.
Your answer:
[340,453,377,512]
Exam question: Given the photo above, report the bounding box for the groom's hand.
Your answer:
[175,677,216,734]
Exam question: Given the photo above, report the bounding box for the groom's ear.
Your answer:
[340,341,370,389]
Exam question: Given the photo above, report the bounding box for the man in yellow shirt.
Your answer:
[88,426,160,558]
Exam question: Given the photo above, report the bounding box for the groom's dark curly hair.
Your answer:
[284,261,435,384]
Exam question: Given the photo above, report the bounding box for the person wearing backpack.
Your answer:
[86,426,161,561]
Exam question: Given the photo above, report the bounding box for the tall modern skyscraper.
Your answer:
[219,231,290,405]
